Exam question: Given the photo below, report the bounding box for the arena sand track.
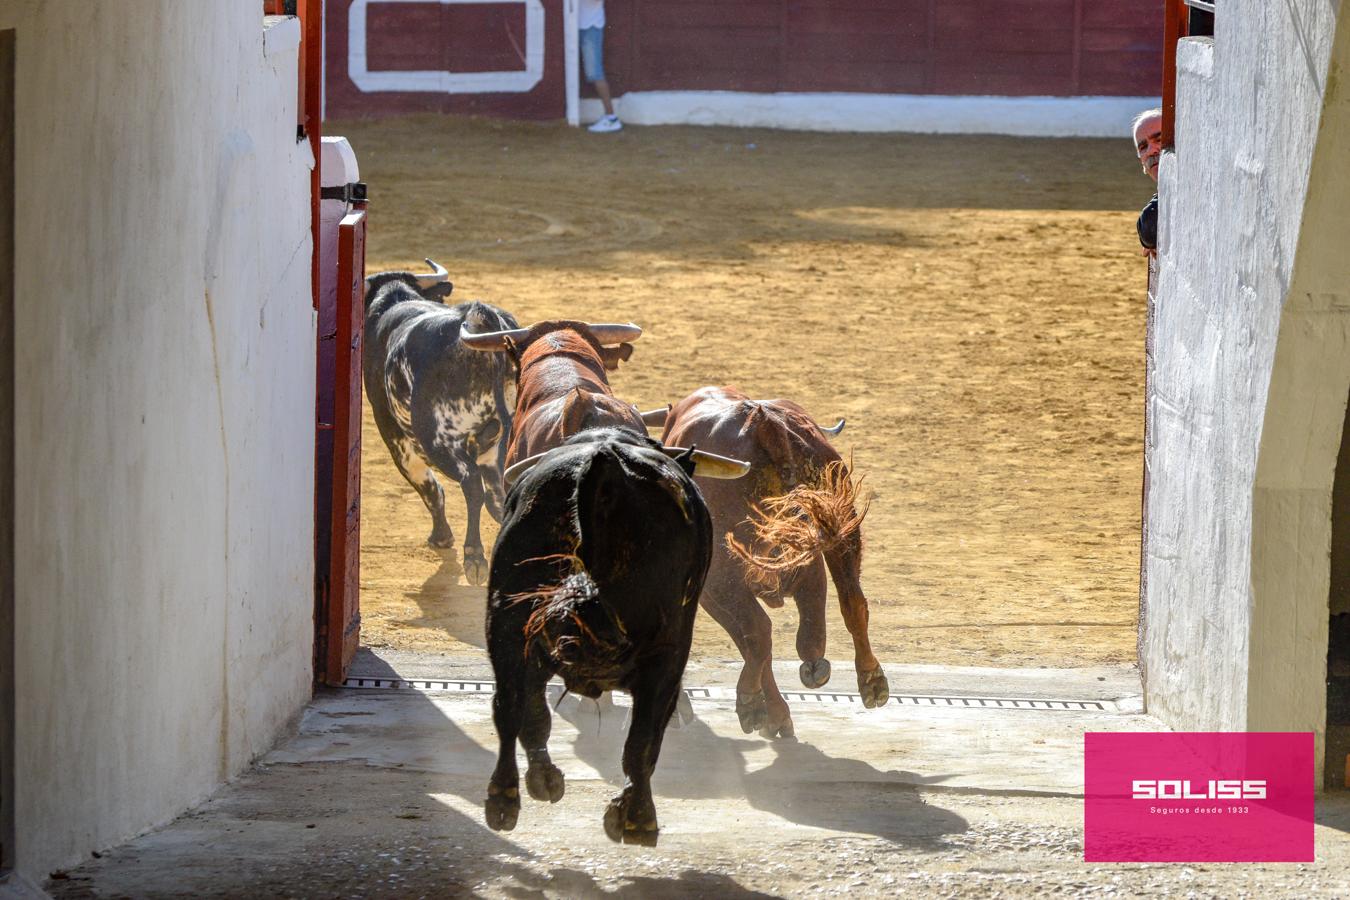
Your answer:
[334,115,1149,668]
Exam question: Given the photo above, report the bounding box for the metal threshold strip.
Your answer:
[339,676,1124,713]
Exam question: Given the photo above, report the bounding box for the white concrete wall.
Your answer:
[580,92,1161,138]
[1143,2,1350,759]
[0,1,316,878]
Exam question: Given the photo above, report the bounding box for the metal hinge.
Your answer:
[320,182,368,204]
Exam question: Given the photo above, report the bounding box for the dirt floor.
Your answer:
[339,116,1151,669]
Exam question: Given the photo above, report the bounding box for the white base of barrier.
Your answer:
[580,91,1159,138]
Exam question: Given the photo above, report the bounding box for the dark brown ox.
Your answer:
[460,320,644,467]
[657,386,890,739]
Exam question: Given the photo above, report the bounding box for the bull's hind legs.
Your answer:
[487,653,565,831]
[485,687,522,832]
[458,470,490,586]
[520,671,565,804]
[703,589,795,739]
[792,557,831,689]
[604,666,682,846]
[391,447,455,548]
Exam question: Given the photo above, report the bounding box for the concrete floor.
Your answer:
[43,653,1350,898]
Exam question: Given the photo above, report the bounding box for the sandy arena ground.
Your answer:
[339,116,1151,669]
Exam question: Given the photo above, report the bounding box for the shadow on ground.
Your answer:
[555,693,966,846]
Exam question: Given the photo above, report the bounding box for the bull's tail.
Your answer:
[728,457,870,581]
[512,559,627,669]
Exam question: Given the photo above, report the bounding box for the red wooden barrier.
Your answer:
[322,207,367,685]
[1161,0,1189,148]
[325,0,567,119]
[328,0,1162,120]
[595,0,1162,101]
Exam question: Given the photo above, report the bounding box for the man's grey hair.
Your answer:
[1131,107,1163,139]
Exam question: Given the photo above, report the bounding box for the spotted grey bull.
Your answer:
[363,259,519,584]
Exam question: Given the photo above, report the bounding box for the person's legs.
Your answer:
[580,27,618,125]
[594,77,614,117]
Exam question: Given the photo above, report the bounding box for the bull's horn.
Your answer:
[638,405,671,428]
[461,325,531,351]
[587,323,643,345]
[820,418,846,436]
[414,258,449,288]
[503,450,550,485]
[661,447,751,479]
[506,444,750,486]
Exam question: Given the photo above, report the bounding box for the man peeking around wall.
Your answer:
[1133,108,1162,258]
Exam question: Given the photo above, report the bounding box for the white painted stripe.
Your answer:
[348,0,546,94]
[582,91,1162,138]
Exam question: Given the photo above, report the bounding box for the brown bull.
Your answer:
[460,320,645,467]
[657,386,890,739]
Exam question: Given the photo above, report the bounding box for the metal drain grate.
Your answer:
[342,677,495,693]
[340,677,1115,712]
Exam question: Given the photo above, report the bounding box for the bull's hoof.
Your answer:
[525,762,565,803]
[603,793,659,846]
[735,690,768,735]
[859,667,891,709]
[759,718,797,741]
[463,548,489,586]
[799,658,832,689]
[485,786,520,832]
[668,688,695,729]
[427,528,455,550]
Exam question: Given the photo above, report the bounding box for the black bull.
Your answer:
[483,428,719,845]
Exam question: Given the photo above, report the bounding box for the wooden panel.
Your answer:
[638,1,780,28]
[300,0,322,312]
[934,0,1077,34]
[1083,2,1163,30]
[933,49,1075,96]
[1080,51,1163,96]
[634,27,782,91]
[365,3,530,73]
[783,59,928,93]
[323,208,367,686]
[0,27,13,875]
[365,3,442,70]
[442,3,531,72]
[1082,27,1160,53]
[787,5,927,35]
[325,0,566,120]
[786,31,929,62]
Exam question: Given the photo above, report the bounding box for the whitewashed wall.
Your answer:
[1144,2,1350,765]
[0,1,316,878]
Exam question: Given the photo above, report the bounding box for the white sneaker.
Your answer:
[588,114,622,133]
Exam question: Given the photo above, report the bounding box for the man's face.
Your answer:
[1134,115,1163,182]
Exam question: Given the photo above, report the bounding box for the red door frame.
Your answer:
[1161,0,1189,149]
[324,208,367,684]
[281,0,367,686]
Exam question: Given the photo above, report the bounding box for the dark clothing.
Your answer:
[1137,194,1158,250]
[1189,8,1214,37]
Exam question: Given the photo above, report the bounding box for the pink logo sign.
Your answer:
[1084,732,1313,862]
